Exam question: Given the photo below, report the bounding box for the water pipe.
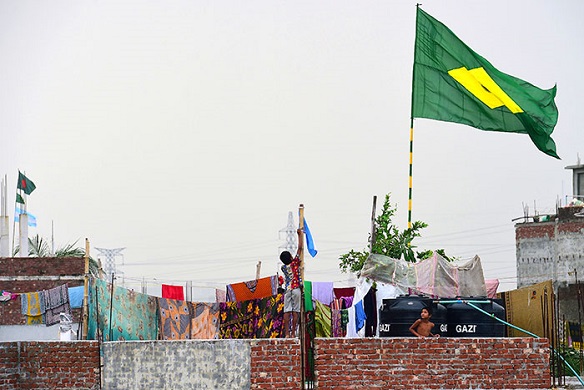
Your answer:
[441,298,583,386]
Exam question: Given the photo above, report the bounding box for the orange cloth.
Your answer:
[227,276,277,302]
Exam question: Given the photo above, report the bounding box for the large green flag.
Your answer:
[412,7,559,159]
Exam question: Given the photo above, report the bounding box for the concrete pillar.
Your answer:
[18,214,28,257]
[0,215,9,257]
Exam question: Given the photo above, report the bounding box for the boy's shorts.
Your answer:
[284,288,301,313]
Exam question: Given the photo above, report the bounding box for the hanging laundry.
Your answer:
[313,300,332,337]
[311,282,334,306]
[333,287,355,300]
[68,286,84,308]
[355,300,367,333]
[363,287,377,337]
[21,292,45,325]
[219,293,284,339]
[162,284,185,300]
[87,278,158,341]
[331,309,345,337]
[42,284,71,326]
[485,279,500,299]
[303,310,316,382]
[215,289,227,303]
[304,281,313,312]
[190,302,220,339]
[340,309,349,333]
[346,306,357,337]
[225,275,277,302]
[1,291,18,302]
[158,298,192,340]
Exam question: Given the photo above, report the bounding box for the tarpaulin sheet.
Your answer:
[360,252,487,298]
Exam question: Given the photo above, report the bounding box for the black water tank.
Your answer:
[379,295,446,337]
[443,298,505,337]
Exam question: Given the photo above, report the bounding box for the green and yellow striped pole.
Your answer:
[408,4,420,230]
[408,119,414,229]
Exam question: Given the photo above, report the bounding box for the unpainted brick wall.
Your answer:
[515,220,584,240]
[0,341,100,389]
[0,257,85,325]
[0,338,551,389]
[315,337,550,389]
[251,338,302,389]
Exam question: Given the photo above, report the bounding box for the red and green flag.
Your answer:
[412,7,559,159]
[17,171,36,195]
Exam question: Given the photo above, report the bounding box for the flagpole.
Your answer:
[408,121,414,229]
[12,171,20,256]
[298,203,306,388]
[408,5,421,230]
[0,175,9,258]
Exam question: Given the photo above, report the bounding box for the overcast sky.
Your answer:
[1,0,581,297]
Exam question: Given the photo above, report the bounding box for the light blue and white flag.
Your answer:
[14,207,37,227]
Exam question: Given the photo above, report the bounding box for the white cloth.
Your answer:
[346,305,358,338]
[353,277,373,304]
[375,282,405,336]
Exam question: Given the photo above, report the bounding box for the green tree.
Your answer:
[13,234,101,277]
[339,194,452,274]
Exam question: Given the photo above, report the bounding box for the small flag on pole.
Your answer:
[14,207,37,227]
[303,218,317,257]
[16,193,25,204]
[17,171,36,195]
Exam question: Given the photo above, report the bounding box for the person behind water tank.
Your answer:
[279,228,303,338]
[409,307,440,338]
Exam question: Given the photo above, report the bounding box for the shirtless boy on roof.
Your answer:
[409,307,440,338]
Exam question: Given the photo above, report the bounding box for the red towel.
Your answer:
[333,287,355,300]
[162,284,184,300]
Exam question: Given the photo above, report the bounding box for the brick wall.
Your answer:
[0,343,18,388]
[0,257,84,325]
[314,338,550,389]
[0,341,100,389]
[515,220,584,240]
[250,338,302,389]
[0,257,85,277]
[0,338,550,389]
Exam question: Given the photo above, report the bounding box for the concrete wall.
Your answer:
[0,338,550,389]
[102,338,301,390]
[0,323,81,341]
[102,340,251,389]
[515,217,584,323]
[516,220,584,288]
